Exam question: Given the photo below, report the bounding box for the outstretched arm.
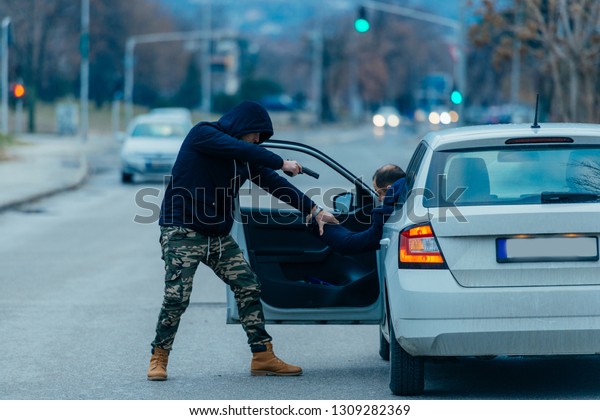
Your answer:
[250,164,339,228]
[317,222,383,255]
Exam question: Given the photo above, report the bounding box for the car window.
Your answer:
[424,146,600,207]
[404,141,428,191]
[131,122,190,138]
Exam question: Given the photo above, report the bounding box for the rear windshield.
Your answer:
[424,146,600,207]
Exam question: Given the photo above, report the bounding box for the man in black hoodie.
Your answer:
[148,101,337,380]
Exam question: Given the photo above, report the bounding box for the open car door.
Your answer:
[227,140,385,324]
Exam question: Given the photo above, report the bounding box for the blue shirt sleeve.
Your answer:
[318,222,383,255]
[313,177,407,255]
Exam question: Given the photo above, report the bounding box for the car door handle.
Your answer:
[379,238,391,247]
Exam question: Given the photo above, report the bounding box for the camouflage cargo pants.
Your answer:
[151,226,272,352]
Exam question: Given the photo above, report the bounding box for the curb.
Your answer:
[0,154,90,213]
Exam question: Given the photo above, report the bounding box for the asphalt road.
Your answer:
[2,124,600,402]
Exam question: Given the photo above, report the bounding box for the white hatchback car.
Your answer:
[228,124,600,396]
[120,113,192,183]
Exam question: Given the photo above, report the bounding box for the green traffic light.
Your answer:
[354,18,370,33]
[450,90,463,105]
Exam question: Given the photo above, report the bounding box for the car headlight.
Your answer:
[439,112,452,125]
[387,115,400,127]
[373,114,386,127]
[428,112,440,125]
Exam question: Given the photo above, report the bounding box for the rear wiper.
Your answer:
[541,191,600,204]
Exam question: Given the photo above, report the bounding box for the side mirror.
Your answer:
[333,192,354,213]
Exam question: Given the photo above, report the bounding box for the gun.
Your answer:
[284,166,320,179]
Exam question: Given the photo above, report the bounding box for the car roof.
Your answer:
[132,113,190,123]
[126,113,193,135]
[423,123,600,151]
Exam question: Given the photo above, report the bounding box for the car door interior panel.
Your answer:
[240,206,379,309]
[229,139,384,322]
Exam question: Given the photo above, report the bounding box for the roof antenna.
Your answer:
[531,94,540,129]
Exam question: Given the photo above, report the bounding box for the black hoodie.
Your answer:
[159,101,315,235]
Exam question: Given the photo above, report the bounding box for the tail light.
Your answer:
[399,224,447,269]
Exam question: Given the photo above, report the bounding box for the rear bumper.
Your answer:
[388,269,600,357]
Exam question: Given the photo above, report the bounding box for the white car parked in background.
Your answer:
[120,113,192,183]
[228,124,600,396]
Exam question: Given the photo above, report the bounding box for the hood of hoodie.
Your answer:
[217,101,274,143]
[383,177,407,206]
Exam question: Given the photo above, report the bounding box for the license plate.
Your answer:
[496,236,599,263]
[146,160,171,170]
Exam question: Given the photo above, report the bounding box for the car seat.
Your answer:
[446,157,491,204]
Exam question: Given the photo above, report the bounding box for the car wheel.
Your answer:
[389,323,424,396]
[121,172,134,184]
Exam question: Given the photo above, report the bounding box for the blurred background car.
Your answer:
[119,113,192,183]
[372,106,401,128]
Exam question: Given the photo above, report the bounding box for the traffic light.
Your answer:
[12,83,25,99]
[450,89,462,105]
[354,6,370,33]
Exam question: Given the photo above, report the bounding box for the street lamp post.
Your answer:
[189,0,213,116]
[201,1,211,114]
[1,17,11,135]
[310,29,323,124]
[80,0,89,141]
[123,30,235,124]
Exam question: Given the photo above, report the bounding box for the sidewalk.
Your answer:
[0,133,113,211]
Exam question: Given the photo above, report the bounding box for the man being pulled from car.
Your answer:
[148,101,338,380]
[312,164,406,254]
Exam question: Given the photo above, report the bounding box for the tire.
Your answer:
[389,324,424,396]
[379,325,390,361]
[121,172,134,184]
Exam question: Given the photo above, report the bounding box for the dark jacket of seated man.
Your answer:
[315,176,407,255]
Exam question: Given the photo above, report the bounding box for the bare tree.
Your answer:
[567,159,600,193]
[470,0,600,122]
[520,0,600,122]
[0,0,185,131]
[0,0,78,131]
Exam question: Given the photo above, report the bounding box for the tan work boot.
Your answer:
[147,348,169,381]
[250,342,302,376]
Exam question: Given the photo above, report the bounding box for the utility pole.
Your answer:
[201,1,212,115]
[311,29,323,124]
[1,17,10,135]
[80,0,90,141]
[510,1,523,111]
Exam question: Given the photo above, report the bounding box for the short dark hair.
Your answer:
[372,164,406,188]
